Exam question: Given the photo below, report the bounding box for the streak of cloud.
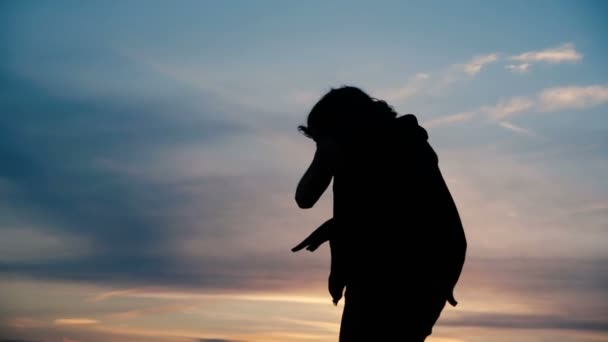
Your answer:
[53,319,99,326]
[498,121,537,137]
[423,112,476,128]
[431,84,608,127]
[538,85,608,111]
[108,304,195,319]
[505,63,531,73]
[441,312,608,332]
[510,43,582,64]
[482,97,535,119]
[462,53,500,75]
[379,53,499,104]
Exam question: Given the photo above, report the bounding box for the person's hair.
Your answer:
[298,86,397,141]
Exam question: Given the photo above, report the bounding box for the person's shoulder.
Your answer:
[394,114,428,141]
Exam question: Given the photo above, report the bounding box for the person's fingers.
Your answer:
[291,241,309,252]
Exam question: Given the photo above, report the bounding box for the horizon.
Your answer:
[1,1,607,342]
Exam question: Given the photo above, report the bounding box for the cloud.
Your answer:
[379,82,419,103]
[384,43,583,104]
[277,318,339,333]
[498,121,537,137]
[0,68,260,288]
[109,304,194,319]
[505,63,530,73]
[0,67,332,294]
[440,84,608,126]
[510,42,582,64]
[379,53,499,103]
[423,112,476,128]
[483,85,608,119]
[462,53,499,75]
[90,289,140,302]
[481,96,535,119]
[90,289,330,304]
[53,319,99,326]
[383,43,583,104]
[414,73,430,80]
[538,85,608,111]
[441,311,608,332]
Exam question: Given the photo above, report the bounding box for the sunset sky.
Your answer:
[1,1,607,341]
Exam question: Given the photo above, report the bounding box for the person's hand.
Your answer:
[291,236,324,252]
[328,271,346,305]
[291,219,334,252]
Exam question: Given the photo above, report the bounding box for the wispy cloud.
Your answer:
[506,43,582,73]
[498,121,537,137]
[433,84,608,126]
[386,43,583,102]
[109,304,195,319]
[380,53,499,103]
[53,319,99,326]
[505,63,530,74]
[482,97,535,119]
[90,288,329,304]
[277,318,339,333]
[382,43,584,103]
[414,73,430,80]
[441,311,608,332]
[90,289,141,302]
[462,53,500,75]
[510,43,582,64]
[379,77,419,103]
[538,85,608,111]
[487,84,608,118]
[423,112,476,128]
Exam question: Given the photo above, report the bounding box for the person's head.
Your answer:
[298,86,397,142]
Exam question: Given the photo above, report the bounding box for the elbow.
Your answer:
[295,193,315,209]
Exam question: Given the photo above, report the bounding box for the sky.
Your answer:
[1,1,607,341]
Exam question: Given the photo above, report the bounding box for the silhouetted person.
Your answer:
[292,86,467,342]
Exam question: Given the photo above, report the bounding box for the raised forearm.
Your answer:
[295,140,337,208]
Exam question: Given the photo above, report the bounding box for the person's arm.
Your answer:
[295,139,337,209]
